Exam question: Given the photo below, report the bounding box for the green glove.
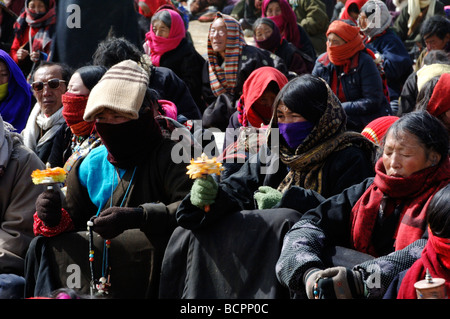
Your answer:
[253,186,283,209]
[190,175,218,209]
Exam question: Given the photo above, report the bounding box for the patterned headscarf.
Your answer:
[270,77,375,194]
[207,12,246,97]
[13,0,56,52]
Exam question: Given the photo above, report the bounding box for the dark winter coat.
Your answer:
[150,65,202,121]
[25,138,193,298]
[275,178,427,299]
[312,50,392,132]
[176,142,374,230]
[365,28,413,101]
[274,38,315,76]
[158,38,208,113]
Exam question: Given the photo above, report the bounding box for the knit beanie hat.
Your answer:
[359,0,392,38]
[427,73,450,117]
[361,115,399,145]
[83,60,149,122]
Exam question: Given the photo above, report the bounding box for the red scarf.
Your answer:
[145,9,185,67]
[326,20,365,67]
[262,0,302,49]
[397,230,450,299]
[350,157,450,256]
[62,92,94,136]
[13,0,56,52]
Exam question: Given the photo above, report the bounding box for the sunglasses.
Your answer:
[32,78,66,92]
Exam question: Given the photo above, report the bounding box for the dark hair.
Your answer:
[383,111,449,164]
[273,74,328,124]
[140,87,161,115]
[415,75,440,112]
[34,61,73,83]
[92,37,143,69]
[347,3,360,14]
[76,65,107,91]
[423,49,450,65]
[420,15,450,40]
[426,184,450,238]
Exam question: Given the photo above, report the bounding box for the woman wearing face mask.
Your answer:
[253,17,314,76]
[10,0,56,78]
[0,49,32,133]
[47,65,107,170]
[160,74,376,299]
[313,19,392,132]
[26,60,193,298]
[261,0,316,59]
[176,74,376,229]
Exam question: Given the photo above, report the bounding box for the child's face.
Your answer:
[28,0,47,14]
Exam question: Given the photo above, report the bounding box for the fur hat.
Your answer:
[361,115,399,145]
[83,60,149,122]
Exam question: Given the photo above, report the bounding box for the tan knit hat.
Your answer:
[83,60,149,122]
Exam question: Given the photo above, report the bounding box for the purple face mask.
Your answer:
[278,121,314,150]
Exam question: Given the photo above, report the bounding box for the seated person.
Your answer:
[276,111,450,299]
[24,60,193,299]
[313,19,392,132]
[383,184,450,299]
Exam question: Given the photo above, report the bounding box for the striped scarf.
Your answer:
[275,85,375,194]
[13,0,56,53]
[208,12,246,97]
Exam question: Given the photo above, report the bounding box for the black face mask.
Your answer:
[95,111,162,169]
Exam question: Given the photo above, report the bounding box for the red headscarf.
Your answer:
[427,73,450,117]
[340,0,368,23]
[397,229,450,299]
[262,0,302,49]
[326,20,365,67]
[237,66,288,127]
[350,157,450,257]
[145,9,185,66]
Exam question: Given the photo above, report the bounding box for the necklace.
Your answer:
[86,165,137,297]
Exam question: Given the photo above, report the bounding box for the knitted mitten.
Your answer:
[253,186,283,209]
[190,175,218,209]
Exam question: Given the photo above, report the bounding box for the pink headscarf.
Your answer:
[262,0,301,49]
[145,9,185,66]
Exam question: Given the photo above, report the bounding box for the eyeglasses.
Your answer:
[31,78,66,92]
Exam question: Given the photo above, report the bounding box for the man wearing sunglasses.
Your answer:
[22,61,72,163]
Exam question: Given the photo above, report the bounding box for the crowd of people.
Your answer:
[0,0,449,301]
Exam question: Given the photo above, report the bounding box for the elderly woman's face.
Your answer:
[209,18,227,54]
[94,108,130,124]
[266,2,282,16]
[254,23,273,41]
[382,130,440,178]
[152,20,170,38]
[327,33,346,47]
